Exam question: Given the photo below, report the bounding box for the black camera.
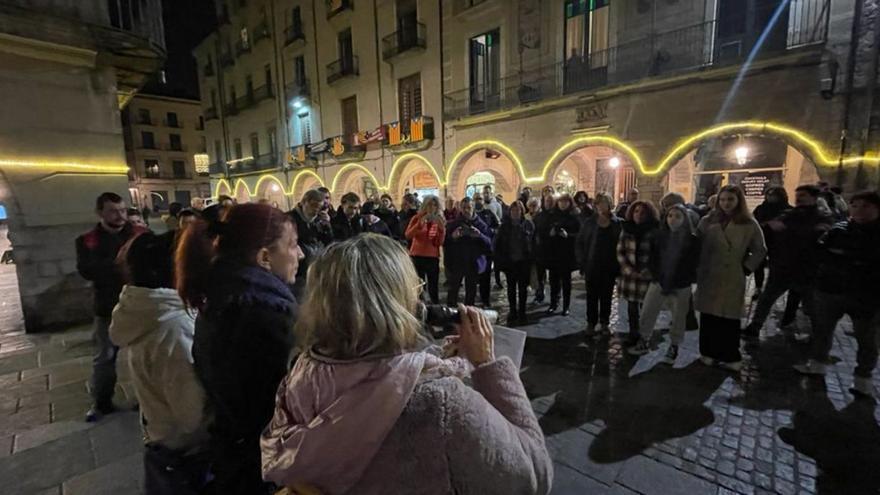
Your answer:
[419,304,498,337]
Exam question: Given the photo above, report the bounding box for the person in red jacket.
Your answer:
[76,192,142,422]
[405,195,446,304]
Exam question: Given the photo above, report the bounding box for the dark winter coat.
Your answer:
[753,200,791,257]
[532,209,555,266]
[375,206,400,238]
[398,208,419,243]
[575,215,622,282]
[814,219,880,314]
[765,205,832,284]
[289,207,333,299]
[536,207,581,271]
[476,208,500,238]
[193,259,297,492]
[331,214,363,242]
[362,217,394,237]
[648,224,701,293]
[493,218,535,271]
[75,223,140,317]
[444,215,493,275]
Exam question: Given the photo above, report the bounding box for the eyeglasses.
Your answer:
[413,280,426,296]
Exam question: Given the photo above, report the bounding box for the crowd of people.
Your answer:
[72,177,880,494]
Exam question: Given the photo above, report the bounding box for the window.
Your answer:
[338,29,353,67]
[200,136,207,153]
[268,127,277,157]
[294,56,306,85]
[245,75,254,99]
[341,96,358,143]
[198,116,205,130]
[234,138,243,159]
[166,112,179,127]
[141,131,155,149]
[229,85,237,106]
[214,140,223,163]
[398,73,422,125]
[564,0,610,66]
[210,90,217,109]
[396,0,418,47]
[144,159,160,178]
[250,133,260,157]
[291,6,302,29]
[264,64,273,90]
[137,108,151,125]
[299,113,312,144]
[169,134,182,151]
[205,54,214,75]
[469,29,500,106]
[172,160,187,178]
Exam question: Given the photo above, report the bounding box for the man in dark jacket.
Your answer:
[794,191,880,398]
[397,193,419,245]
[744,185,832,340]
[375,194,400,239]
[331,193,362,242]
[360,201,394,237]
[76,192,141,421]
[445,197,492,306]
[474,195,501,306]
[289,189,333,300]
[752,186,791,295]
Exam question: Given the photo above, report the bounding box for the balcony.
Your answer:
[235,39,251,57]
[444,9,830,120]
[204,62,215,77]
[224,101,238,116]
[327,56,358,84]
[326,0,353,19]
[205,107,219,120]
[142,172,193,180]
[219,51,235,68]
[226,154,279,174]
[163,119,181,128]
[285,78,310,100]
[254,152,279,171]
[235,85,276,113]
[382,22,426,60]
[136,117,155,126]
[386,116,435,146]
[285,23,305,46]
[138,143,157,150]
[209,162,226,175]
[163,144,187,152]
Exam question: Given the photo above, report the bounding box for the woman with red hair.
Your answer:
[175,203,303,495]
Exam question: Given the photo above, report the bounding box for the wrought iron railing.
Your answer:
[235,85,275,112]
[285,78,310,99]
[235,39,251,57]
[382,21,426,60]
[209,162,226,175]
[205,107,218,121]
[327,56,359,84]
[444,5,829,120]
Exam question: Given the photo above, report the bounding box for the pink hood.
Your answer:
[261,350,472,493]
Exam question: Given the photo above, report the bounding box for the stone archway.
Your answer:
[543,145,637,204]
[389,156,441,202]
[332,166,381,201]
[448,148,522,202]
[255,175,288,209]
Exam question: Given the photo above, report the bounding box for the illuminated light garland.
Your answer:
[386,153,442,190]
[329,163,384,194]
[213,178,233,198]
[232,178,252,199]
[253,174,287,197]
[445,140,527,186]
[651,121,880,176]
[0,160,129,174]
[539,136,646,182]
[289,169,325,198]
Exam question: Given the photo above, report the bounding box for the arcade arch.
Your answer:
[448,147,522,201]
[544,145,637,204]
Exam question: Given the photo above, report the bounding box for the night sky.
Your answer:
[143,0,217,100]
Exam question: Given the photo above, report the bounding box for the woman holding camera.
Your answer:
[261,234,552,495]
[538,193,581,315]
[176,203,303,494]
[493,200,534,326]
[405,195,446,304]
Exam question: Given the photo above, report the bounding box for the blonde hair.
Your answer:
[296,234,426,359]
[419,195,445,225]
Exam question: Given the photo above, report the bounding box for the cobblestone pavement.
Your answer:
[0,263,877,494]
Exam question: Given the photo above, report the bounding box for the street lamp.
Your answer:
[271,183,281,192]
[609,156,621,169]
[735,146,749,166]
[292,98,304,109]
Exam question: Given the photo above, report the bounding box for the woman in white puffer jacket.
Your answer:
[109,232,210,495]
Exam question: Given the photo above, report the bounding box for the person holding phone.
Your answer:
[261,234,552,494]
[445,197,493,307]
[405,195,446,304]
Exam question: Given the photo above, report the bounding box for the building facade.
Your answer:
[199,0,879,209]
[123,94,211,212]
[440,0,877,208]
[196,0,444,207]
[0,1,164,331]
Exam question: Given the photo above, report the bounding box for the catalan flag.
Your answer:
[387,122,401,146]
[411,117,424,142]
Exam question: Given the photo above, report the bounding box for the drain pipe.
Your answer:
[838,0,865,187]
